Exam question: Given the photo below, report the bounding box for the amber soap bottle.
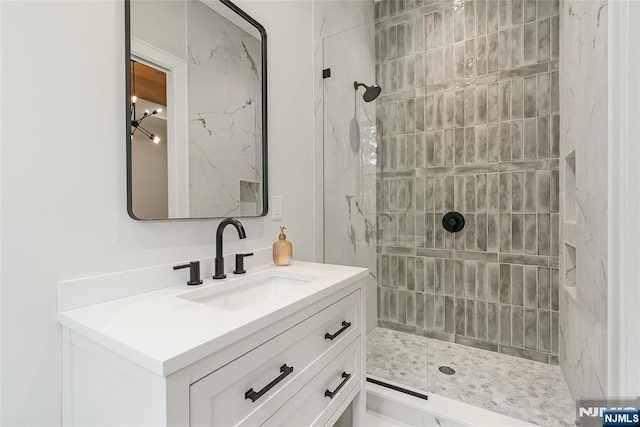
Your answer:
[273,226,293,266]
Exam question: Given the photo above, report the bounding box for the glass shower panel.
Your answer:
[322,22,428,396]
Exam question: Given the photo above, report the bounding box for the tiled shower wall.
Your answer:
[375,0,561,364]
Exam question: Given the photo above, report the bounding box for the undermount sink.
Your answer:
[178,270,319,311]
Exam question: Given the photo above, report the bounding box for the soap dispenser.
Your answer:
[273,226,293,266]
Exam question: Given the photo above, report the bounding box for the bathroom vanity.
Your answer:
[58,262,367,426]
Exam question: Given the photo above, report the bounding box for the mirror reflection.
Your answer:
[127,0,267,220]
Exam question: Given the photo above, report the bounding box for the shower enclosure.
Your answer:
[322,0,570,425]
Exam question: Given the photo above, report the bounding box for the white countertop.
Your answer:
[58,261,368,376]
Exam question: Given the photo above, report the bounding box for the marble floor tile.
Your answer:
[366,327,575,426]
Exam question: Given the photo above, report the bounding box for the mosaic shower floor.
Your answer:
[366,327,575,426]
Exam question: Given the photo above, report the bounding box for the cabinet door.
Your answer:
[189,291,361,426]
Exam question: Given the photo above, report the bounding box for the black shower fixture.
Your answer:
[353,81,382,102]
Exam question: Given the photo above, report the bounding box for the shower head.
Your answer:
[353,81,382,102]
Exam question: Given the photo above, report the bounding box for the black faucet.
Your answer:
[213,218,247,279]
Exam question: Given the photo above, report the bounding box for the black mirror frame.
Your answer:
[125,0,268,220]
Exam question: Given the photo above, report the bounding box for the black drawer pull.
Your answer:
[324,372,351,399]
[244,364,293,403]
[324,321,351,340]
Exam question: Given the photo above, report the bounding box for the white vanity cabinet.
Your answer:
[60,263,366,427]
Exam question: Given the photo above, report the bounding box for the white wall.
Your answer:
[0,1,314,425]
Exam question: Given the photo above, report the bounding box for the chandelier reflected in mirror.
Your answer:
[130,60,166,144]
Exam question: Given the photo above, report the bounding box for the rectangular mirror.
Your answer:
[126,0,267,220]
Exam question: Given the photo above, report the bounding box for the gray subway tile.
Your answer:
[456,334,499,352]
[500,213,512,252]
[551,71,560,114]
[499,263,512,304]
[512,0,523,25]
[550,169,559,212]
[551,115,560,157]
[537,73,550,116]
[466,214,477,250]
[498,63,549,81]
[417,292,426,329]
[524,265,538,308]
[476,213,488,251]
[499,172,512,212]
[444,296,455,333]
[455,260,465,297]
[524,170,537,212]
[487,0,499,33]
[524,76,537,118]
[389,288,398,322]
[511,79,524,120]
[500,344,549,363]
[487,213,500,252]
[511,121,524,161]
[512,305,524,347]
[487,33,498,73]
[476,0,487,36]
[455,297,466,334]
[407,291,417,326]
[434,294,445,330]
[499,0,511,30]
[538,309,551,352]
[511,25,524,69]
[524,0,536,22]
[466,299,476,337]
[524,307,537,350]
[487,262,500,302]
[551,267,559,311]
[498,30,511,70]
[538,0,550,20]
[538,213,550,255]
[538,18,550,62]
[551,310,559,355]
[499,253,549,266]
[499,303,511,344]
[487,302,500,343]
[487,83,499,123]
[522,118,538,159]
[551,15,559,60]
[499,122,512,161]
[512,172,524,212]
[398,289,407,324]
[476,125,488,164]
[537,266,550,309]
[499,159,548,172]
[499,81,511,122]
[512,213,524,253]
[465,0,475,40]
[477,262,488,301]
[454,2,464,42]
[445,258,455,295]
[487,124,500,165]
[511,264,524,306]
[476,301,489,340]
[465,262,477,299]
[523,22,537,64]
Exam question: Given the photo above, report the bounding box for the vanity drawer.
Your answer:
[189,290,360,427]
[263,337,361,427]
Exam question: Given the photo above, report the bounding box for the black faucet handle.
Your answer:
[173,261,203,286]
[233,253,254,275]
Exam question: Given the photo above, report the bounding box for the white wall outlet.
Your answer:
[272,196,282,221]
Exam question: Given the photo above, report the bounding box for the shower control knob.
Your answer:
[443,212,465,233]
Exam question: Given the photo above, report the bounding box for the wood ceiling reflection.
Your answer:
[130,60,167,106]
